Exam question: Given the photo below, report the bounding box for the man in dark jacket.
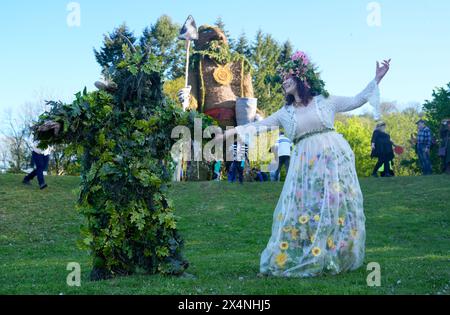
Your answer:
[371,122,395,177]
[439,119,450,174]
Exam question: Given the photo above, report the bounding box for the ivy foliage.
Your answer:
[34,25,214,280]
[191,39,253,74]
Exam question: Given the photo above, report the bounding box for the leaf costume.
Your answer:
[33,29,213,280]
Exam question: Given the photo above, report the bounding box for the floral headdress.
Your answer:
[278,51,329,97]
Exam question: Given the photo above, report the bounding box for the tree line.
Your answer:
[1,15,449,176]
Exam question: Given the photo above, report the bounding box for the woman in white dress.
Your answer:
[225,52,391,277]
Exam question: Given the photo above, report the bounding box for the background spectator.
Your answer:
[371,122,395,177]
[273,132,292,181]
[416,120,433,175]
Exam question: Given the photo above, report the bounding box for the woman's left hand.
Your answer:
[375,59,391,84]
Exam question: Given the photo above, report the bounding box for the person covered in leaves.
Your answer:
[33,26,212,281]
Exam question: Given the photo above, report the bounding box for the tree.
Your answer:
[1,108,32,173]
[422,83,450,172]
[140,15,184,79]
[163,77,185,106]
[335,108,423,177]
[278,40,294,65]
[335,116,373,177]
[94,24,137,72]
[380,101,398,115]
[250,30,284,115]
[234,32,251,58]
[214,17,234,49]
[382,108,421,176]
[0,139,9,171]
[1,90,75,175]
[423,83,450,134]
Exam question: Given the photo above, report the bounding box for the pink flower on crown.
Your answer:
[291,51,310,65]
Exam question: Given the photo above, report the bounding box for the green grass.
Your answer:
[0,173,449,295]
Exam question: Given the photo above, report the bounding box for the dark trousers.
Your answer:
[274,155,290,181]
[417,145,433,175]
[441,156,450,173]
[24,152,49,186]
[228,161,244,184]
[256,172,268,182]
[372,157,392,176]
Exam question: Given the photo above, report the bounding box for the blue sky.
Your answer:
[1,0,449,117]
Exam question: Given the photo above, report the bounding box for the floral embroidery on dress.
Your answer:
[237,80,378,277]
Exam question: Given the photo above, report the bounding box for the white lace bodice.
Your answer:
[236,79,380,141]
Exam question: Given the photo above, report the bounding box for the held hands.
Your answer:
[375,59,391,84]
[177,86,192,111]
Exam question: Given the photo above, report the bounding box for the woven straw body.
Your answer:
[187,26,255,128]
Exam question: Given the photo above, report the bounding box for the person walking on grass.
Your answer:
[371,121,395,177]
[22,142,52,190]
[416,119,433,175]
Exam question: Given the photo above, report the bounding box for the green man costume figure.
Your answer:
[33,26,212,281]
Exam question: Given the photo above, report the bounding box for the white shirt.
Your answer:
[32,142,53,156]
[229,143,249,161]
[277,135,292,157]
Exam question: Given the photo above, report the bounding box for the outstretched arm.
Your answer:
[329,60,391,116]
[221,109,282,142]
[328,80,379,113]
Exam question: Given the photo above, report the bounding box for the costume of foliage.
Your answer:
[33,29,213,280]
[187,25,254,128]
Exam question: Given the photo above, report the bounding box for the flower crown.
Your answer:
[278,51,329,97]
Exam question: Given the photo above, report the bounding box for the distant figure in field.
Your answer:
[371,122,395,177]
[439,119,450,174]
[252,167,269,182]
[22,142,52,190]
[228,142,249,184]
[212,160,222,181]
[416,119,433,175]
[274,132,293,181]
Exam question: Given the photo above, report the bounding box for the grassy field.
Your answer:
[0,173,449,295]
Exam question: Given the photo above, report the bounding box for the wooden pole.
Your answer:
[185,40,191,88]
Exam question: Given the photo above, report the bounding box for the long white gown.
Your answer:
[236,79,380,277]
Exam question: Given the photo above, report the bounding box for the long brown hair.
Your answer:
[285,76,314,107]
